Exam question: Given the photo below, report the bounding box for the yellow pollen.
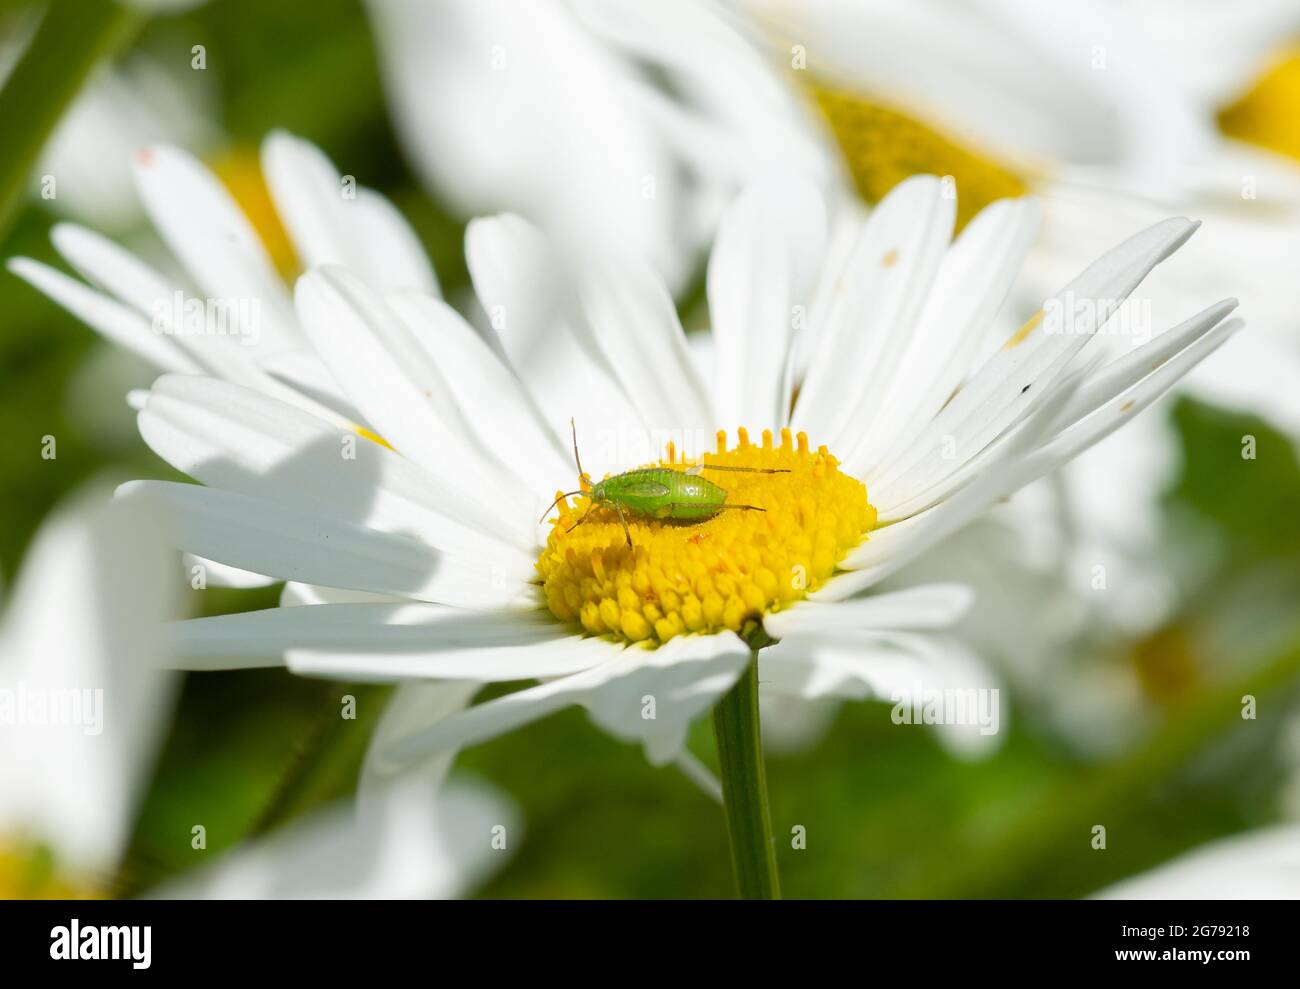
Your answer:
[808,82,1029,232]
[211,147,299,280]
[1218,46,1300,162]
[536,429,876,645]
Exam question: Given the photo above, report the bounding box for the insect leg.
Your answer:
[612,501,633,548]
[716,503,767,512]
[565,503,595,533]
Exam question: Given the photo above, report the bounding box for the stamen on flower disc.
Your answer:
[537,428,877,645]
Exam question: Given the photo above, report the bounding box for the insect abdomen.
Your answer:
[602,468,726,521]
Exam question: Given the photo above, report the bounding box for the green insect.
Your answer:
[541,420,790,547]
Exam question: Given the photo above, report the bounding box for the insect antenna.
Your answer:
[686,464,791,475]
[539,490,585,524]
[569,417,591,488]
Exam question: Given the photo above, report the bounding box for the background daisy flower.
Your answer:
[0,484,514,900]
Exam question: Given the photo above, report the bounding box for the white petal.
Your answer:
[792,174,955,451]
[133,144,301,354]
[1094,826,1300,900]
[385,290,571,495]
[165,603,612,682]
[872,217,1201,517]
[262,130,439,295]
[137,374,536,560]
[361,680,482,786]
[127,480,537,611]
[287,629,613,683]
[578,251,713,434]
[829,311,1240,596]
[1046,299,1239,430]
[386,632,749,767]
[761,631,1003,758]
[148,774,517,899]
[707,176,825,431]
[574,0,834,195]
[293,265,528,511]
[6,257,194,372]
[0,489,179,873]
[826,364,1096,595]
[366,0,687,288]
[280,582,400,607]
[764,583,974,639]
[256,347,360,420]
[183,553,278,589]
[464,213,646,478]
[845,195,1042,479]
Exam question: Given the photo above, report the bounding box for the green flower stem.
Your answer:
[712,646,781,899]
[0,0,140,242]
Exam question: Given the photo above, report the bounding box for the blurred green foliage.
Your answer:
[0,0,1298,899]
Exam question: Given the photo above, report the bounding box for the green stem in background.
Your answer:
[247,681,385,838]
[911,642,1300,898]
[0,0,140,243]
[712,639,781,899]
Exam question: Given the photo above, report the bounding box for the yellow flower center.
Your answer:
[537,428,876,645]
[1131,625,1200,705]
[0,839,101,899]
[1218,46,1300,161]
[809,82,1029,232]
[211,147,300,280]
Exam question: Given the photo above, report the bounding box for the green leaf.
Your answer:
[1166,396,1300,563]
[0,0,140,243]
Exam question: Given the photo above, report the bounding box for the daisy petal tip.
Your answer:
[4,255,35,278]
[261,126,296,151]
[112,479,151,502]
[46,220,81,245]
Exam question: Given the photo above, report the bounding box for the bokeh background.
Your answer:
[2,0,1300,898]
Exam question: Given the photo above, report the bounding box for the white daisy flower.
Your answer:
[9,130,440,586]
[362,0,830,291]
[0,488,515,900]
[88,168,1237,786]
[357,5,1300,754]
[9,130,439,417]
[36,55,220,232]
[565,0,1300,424]
[0,489,176,896]
[558,0,1300,755]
